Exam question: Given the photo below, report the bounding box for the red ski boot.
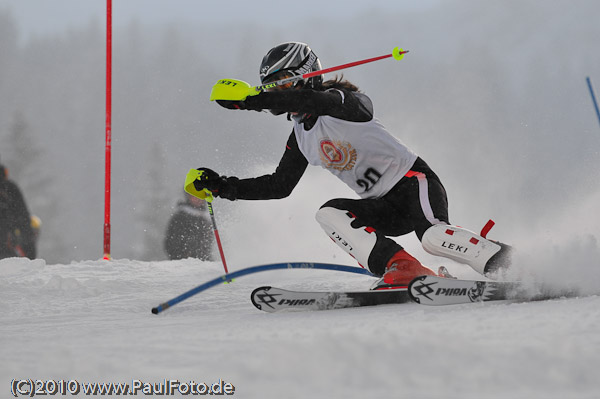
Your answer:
[371,249,437,290]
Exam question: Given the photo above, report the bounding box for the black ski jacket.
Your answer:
[164,201,214,261]
[0,170,36,259]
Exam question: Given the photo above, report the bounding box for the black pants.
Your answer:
[321,157,449,275]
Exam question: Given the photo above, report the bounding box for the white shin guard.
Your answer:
[421,224,501,275]
[315,207,377,269]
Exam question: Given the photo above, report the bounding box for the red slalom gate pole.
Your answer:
[103,0,112,260]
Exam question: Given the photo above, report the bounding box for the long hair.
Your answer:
[321,74,360,92]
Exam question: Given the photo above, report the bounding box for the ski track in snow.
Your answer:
[1,257,600,399]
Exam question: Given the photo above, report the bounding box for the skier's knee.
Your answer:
[319,198,349,211]
[315,206,376,269]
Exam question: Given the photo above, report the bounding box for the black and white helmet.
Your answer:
[259,42,323,90]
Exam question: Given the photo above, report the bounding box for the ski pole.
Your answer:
[206,199,229,275]
[210,47,408,101]
[184,169,229,276]
[256,47,409,92]
[586,77,600,129]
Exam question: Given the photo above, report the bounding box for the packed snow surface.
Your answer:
[2,256,599,399]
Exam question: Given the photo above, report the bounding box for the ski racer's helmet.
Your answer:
[259,42,322,91]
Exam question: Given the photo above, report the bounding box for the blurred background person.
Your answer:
[164,191,214,261]
[0,162,37,259]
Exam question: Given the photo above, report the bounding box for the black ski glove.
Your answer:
[193,168,238,200]
[216,95,264,112]
[216,100,247,110]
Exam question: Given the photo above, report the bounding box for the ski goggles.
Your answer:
[263,70,301,91]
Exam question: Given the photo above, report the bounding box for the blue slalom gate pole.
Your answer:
[151,262,373,314]
[586,77,600,129]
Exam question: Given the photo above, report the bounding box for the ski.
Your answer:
[408,275,577,306]
[251,286,411,312]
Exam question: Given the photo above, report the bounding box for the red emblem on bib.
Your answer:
[319,139,357,171]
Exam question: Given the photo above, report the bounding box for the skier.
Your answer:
[194,42,512,288]
[0,163,37,259]
[164,192,214,261]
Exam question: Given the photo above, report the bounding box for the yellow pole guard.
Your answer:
[209,78,260,101]
[184,169,214,202]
